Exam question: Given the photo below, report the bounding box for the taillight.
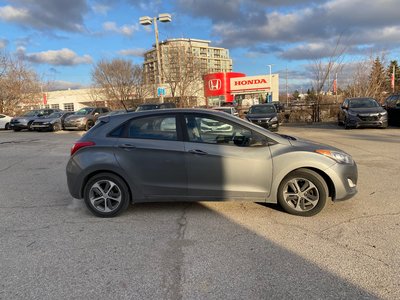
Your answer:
[70,141,95,156]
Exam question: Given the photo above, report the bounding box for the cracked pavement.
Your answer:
[0,126,399,299]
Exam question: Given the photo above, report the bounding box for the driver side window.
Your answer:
[184,114,267,147]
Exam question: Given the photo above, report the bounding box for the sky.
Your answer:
[0,0,399,92]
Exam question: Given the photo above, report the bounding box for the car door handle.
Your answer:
[118,144,136,149]
[188,149,207,155]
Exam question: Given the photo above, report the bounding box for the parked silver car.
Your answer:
[66,109,358,217]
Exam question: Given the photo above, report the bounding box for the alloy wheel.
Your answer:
[282,177,320,212]
[88,180,122,213]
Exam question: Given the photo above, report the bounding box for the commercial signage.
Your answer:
[157,87,166,96]
[203,72,245,100]
[230,75,270,92]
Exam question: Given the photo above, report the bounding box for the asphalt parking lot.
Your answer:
[0,125,399,299]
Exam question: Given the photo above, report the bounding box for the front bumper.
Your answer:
[10,121,29,130]
[325,161,358,201]
[247,118,279,130]
[347,115,388,128]
[64,120,85,130]
[31,123,52,130]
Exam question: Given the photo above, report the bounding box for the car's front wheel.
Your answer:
[277,168,328,216]
[85,120,94,131]
[83,173,130,218]
[52,123,61,132]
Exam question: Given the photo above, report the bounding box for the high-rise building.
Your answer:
[143,38,233,85]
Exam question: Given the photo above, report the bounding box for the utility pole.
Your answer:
[285,66,288,107]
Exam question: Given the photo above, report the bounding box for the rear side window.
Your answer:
[127,115,177,141]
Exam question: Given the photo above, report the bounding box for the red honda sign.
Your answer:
[204,72,245,101]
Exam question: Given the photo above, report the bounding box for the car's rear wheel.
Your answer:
[277,169,328,216]
[5,123,10,130]
[83,173,130,218]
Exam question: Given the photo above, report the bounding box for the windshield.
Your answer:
[47,112,62,118]
[248,105,276,114]
[349,98,379,108]
[75,108,94,115]
[23,110,40,116]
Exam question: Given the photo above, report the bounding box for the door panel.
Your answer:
[113,114,187,199]
[183,114,273,200]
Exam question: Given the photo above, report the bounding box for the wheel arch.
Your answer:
[268,166,336,203]
[80,170,133,202]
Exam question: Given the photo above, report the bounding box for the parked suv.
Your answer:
[338,97,388,129]
[10,108,61,131]
[135,102,176,111]
[384,94,400,126]
[64,107,111,131]
[245,103,279,131]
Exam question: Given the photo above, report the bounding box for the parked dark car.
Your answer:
[66,109,357,218]
[338,97,388,129]
[245,103,279,131]
[135,102,176,111]
[384,94,400,126]
[64,107,111,131]
[31,111,74,132]
[10,108,62,131]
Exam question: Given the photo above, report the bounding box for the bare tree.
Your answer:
[343,53,388,102]
[162,45,207,107]
[91,58,149,110]
[0,53,41,114]
[308,36,347,121]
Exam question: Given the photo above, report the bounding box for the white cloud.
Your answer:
[118,48,146,57]
[18,48,93,66]
[92,4,110,15]
[103,21,139,37]
[0,5,29,22]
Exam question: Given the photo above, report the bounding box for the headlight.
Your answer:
[271,116,278,122]
[316,149,354,164]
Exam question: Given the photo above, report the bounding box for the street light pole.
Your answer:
[267,64,273,103]
[140,13,172,103]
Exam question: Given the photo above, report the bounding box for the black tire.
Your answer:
[344,118,351,129]
[85,120,94,131]
[5,123,10,130]
[277,168,328,217]
[83,173,130,218]
[52,123,61,132]
[27,121,33,131]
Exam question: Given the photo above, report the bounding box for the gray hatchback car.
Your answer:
[66,109,358,217]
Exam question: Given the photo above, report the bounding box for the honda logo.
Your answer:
[208,79,222,91]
